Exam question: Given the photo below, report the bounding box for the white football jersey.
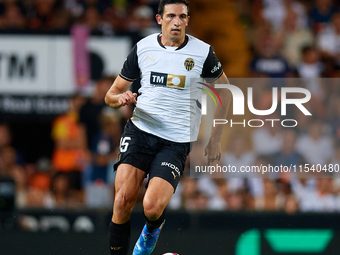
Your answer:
[119,33,223,142]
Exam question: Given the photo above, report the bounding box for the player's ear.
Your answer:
[186,16,190,26]
[156,14,162,25]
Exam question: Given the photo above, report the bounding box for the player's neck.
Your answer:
[160,34,185,47]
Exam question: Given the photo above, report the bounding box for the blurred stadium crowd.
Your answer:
[0,0,340,214]
[0,0,161,40]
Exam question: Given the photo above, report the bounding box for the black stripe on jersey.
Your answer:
[157,34,189,51]
[157,34,166,49]
[120,45,140,81]
[176,35,189,50]
[201,46,224,83]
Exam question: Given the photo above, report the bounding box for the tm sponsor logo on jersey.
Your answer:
[161,162,181,178]
[211,62,221,73]
[150,71,186,89]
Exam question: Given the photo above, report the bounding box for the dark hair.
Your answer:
[158,0,190,17]
[301,45,314,54]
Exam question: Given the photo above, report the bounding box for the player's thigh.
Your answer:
[148,141,191,192]
[114,163,146,203]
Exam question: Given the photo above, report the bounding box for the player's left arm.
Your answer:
[201,46,231,165]
[204,72,231,165]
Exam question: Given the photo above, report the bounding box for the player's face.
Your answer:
[156,4,190,46]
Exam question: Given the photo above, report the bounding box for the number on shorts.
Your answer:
[120,137,131,153]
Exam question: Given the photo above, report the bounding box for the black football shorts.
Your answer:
[114,120,191,190]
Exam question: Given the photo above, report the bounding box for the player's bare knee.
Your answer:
[143,199,165,220]
[114,190,137,212]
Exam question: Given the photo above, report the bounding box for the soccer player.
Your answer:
[105,0,230,254]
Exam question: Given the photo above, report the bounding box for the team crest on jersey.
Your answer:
[184,58,195,71]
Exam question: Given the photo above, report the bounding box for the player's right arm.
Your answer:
[105,77,137,109]
[105,45,140,109]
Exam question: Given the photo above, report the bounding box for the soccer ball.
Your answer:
[162,253,180,255]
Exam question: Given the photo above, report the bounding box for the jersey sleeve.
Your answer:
[119,45,140,82]
[201,46,223,83]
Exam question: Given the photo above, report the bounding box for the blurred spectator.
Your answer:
[260,0,286,31]
[270,129,306,180]
[226,191,245,211]
[46,8,72,33]
[252,115,283,156]
[0,123,12,150]
[254,179,284,211]
[326,96,340,138]
[296,46,323,79]
[223,133,255,175]
[10,165,27,208]
[253,0,308,31]
[0,0,17,14]
[81,6,113,35]
[199,178,228,210]
[0,3,26,30]
[29,172,50,194]
[80,0,111,15]
[293,104,314,134]
[28,0,58,30]
[295,46,324,100]
[80,76,115,150]
[51,93,87,190]
[0,123,24,164]
[239,156,275,201]
[128,5,160,37]
[330,141,340,166]
[222,133,259,194]
[332,143,340,193]
[296,120,334,165]
[25,187,53,208]
[84,179,113,208]
[180,176,201,210]
[82,107,121,208]
[25,167,54,208]
[170,172,228,210]
[79,77,115,149]
[64,0,84,18]
[309,0,336,33]
[169,175,211,211]
[283,194,299,214]
[50,172,82,208]
[329,96,340,138]
[138,0,159,16]
[293,177,336,212]
[0,146,19,176]
[88,107,120,184]
[277,8,314,67]
[288,0,309,30]
[23,159,55,208]
[250,28,291,79]
[25,171,51,208]
[317,12,340,67]
[189,191,209,211]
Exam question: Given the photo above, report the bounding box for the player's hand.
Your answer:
[204,139,221,165]
[118,91,137,106]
